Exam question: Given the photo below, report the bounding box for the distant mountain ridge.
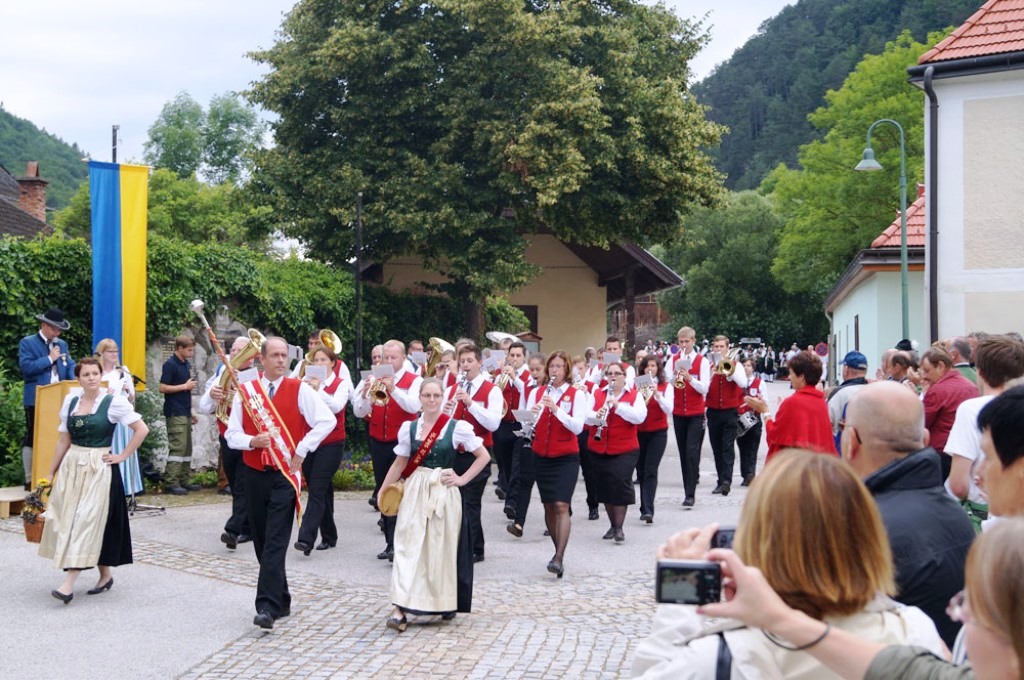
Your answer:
[694,0,980,190]
[0,105,89,213]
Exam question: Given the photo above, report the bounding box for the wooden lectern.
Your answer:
[31,380,80,490]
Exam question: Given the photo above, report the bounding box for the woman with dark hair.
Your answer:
[745,350,835,463]
[635,355,672,524]
[38,357,149,604]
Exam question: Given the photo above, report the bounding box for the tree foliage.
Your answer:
[248,0,724,334]
[693,0,978,190]
[768,30,946,295]
[656,191,827,347]
[0,105,89,211]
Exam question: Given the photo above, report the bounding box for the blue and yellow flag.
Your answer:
[89,161,148,386]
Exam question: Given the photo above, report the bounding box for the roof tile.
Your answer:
[870,193,926,248]
[920,0,1024,63]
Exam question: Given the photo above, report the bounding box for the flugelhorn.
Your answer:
[716,349,742,377]
[370,378,390,406]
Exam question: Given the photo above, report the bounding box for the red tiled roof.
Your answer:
[871,193,926,248]
[919,0,1024,64]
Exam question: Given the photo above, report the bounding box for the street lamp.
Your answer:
[856,119,909,341]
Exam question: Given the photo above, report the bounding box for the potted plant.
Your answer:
[22,479,50,543]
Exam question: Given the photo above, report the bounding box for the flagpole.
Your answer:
[112,125,119,162]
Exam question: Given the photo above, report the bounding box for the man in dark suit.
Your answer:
[18,307,77,490]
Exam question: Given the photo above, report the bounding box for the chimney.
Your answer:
[17,162,49,223]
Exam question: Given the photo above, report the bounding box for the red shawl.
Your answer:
[765,386,837,462]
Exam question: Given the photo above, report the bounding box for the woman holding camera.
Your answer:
[632,450,944,678]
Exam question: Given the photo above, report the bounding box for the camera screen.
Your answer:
[655,560,722,605]
[712,527,736,550]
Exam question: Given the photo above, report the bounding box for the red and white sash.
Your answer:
[240,379,304,521]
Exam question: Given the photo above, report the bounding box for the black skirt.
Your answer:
[534,454,580,503]
[97,464,133,567]
[592,450,639,505]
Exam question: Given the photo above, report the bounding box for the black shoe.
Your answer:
[377,517,385,531]
[276,608,291,619]
[588,508,599,521]
[546,559,564,578]
[507,522,524,538]
[441,612,456,621]
[543,529,551,536]
[720,484,731,497]
[186,483,202,492]
[51,589,73,605]
[217,487,232,496]
[682,497,695,508]
[24,482,31,491]
[495,487,507,500]
[221,531,238,550]
[87,578,114,595]
[293,540,313,556]
[741,475,754,487]
[602,527,615,540]
[253,610,274,629]
[369,495,379,511]
[473,553,485,563]
[168,485,188,496]
[504,505,516,520]
[386,614,408,632]
[640,513,653,524]
[614,527,625,543]
[711,484,725,494]
[315,541,335,551]
[237,534,252,544]
[377,548,392,560]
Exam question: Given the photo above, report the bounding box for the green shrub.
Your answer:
[0,366,26,487]
[190,470,219,488]
[332,460,375,491]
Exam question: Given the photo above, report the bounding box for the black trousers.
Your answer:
[220,436,250,537]
[369,437,398,549]
[493,420,517,495]
[736,421,762,481]
[672,414,705,499]
[22,406,35,447]
[297,442,343,546]
[637,429,668,517]
[578,432,599,510]
[504,436,527,515]
[706,407,738,486]
[512,441,536,527]
[453,449,491,557]
[245,466,295,617]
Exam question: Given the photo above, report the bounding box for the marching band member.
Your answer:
[668,326,710,508]
[224,337,334,630]
[406,339,425,374]
[528,351,587,578]
[587,362,646,543]
[198,335,253,550]
[352,339,423,561]
[432,348,458,388]
[370,344,384,366]
[507,352,547,538]
[736,357,763,486]
[290,330,353,385]
[584,336,636,389]
[443,344,502,563]
[635,355,673,524]
[492,341,529,512]
[293,344,351,555]
[705,335,749,497]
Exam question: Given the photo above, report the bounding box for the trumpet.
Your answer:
[370,378,390,406]
[639,383,656,403]
[715,349,742,377]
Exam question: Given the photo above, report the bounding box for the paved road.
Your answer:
[0,380,790,679]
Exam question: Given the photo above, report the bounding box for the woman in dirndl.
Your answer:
[39,357,149,603]
[379,378,490,632]
[96,338,144,495]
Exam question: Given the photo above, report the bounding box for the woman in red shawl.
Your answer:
[744,350,836,463]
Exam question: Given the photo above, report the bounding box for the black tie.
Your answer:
[268,383,275,399]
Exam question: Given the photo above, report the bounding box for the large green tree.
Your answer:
[656,191,827,347]
[248,0,724,336]
[767,30,946,295]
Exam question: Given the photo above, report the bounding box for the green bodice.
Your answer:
[412,417,457,470]
[66,395,116,448]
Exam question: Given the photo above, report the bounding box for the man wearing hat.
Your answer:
[18,307,77,490]
[827,350,870,452]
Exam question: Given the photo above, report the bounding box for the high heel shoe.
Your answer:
[51,589,73,605]
[385,614,408,632]
[546,559,564,578]
[87,577,114,595]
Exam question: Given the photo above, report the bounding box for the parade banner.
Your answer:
[90,161,148,385]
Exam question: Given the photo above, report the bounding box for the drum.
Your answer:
[737,410,760,437]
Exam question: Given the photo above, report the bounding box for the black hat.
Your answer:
[36,307,70,331]
[895,339,913,351]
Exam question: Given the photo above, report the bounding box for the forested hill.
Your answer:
[694,0,979,191]
[0,106,89,212]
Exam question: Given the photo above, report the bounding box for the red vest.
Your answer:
[738,377,762,415]
[672,353,707,416]
[533,385,580,458]
[451,378,497,447]
[639,383,670,433]
[587,389,641,455]
[368,371,418,442]
[708,373,744,410]
[321,377,347,444]
[497,367,529,423]
[241,378,307,471]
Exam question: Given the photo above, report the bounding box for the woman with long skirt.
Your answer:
[635,355,673,524]
[380,378,490,632]
[39,357,149,603]
[95,338,144,495]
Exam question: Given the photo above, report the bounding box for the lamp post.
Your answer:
[856,119,909,341]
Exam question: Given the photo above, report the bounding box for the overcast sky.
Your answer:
[0,1,791,165]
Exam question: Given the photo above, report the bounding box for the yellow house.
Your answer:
[362,232,682,354]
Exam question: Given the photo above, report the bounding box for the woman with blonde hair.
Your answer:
[633,449,944,678]
[94,338,143,495]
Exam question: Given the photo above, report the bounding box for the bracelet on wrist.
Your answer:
[763,622,831,651]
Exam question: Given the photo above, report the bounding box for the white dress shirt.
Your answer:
[526,381,586,435]
[394,418,483,458]
[315,371,351,414]
[591,387,648,425]
[444,373,503,433]
[224,375,335,458]
[351,367,423,418]
[667,350,711,395]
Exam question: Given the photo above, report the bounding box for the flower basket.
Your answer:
[24,516,45,543]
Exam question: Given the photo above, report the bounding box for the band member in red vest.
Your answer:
[224,336,334,630]
[636,355,673,524]
[507,351,548,538]
[584,336,637,389]
[736,357,763,487]
[294,344,351,555]
[587,362,647,543]
[199,335,254,550]
[352,339,423,561]
[444,344,502,563]
[583,338,633,521]
[706,335,749,496]
[492,341,529,513]
[528,350,587,578]
[669,326,710,508]
[290,330,353,386]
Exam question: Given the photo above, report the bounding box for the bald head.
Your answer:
[843,381,926,475]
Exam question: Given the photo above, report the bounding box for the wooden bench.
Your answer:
[0,486,27,519]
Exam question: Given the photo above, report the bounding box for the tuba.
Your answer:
[215,329,266,424]
[298,329,344,378]
[425,337,455,377]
